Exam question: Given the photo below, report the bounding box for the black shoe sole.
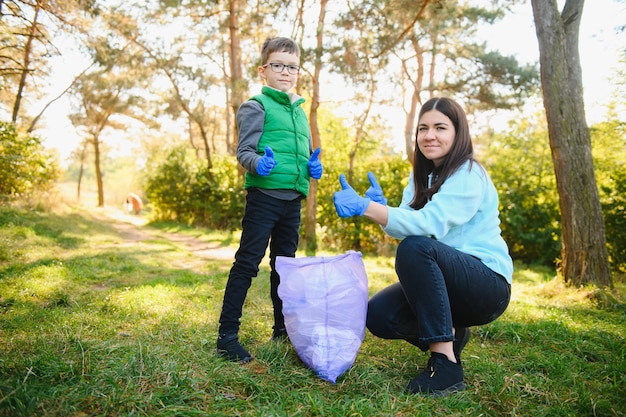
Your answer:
[216,348,253,364]
[427,381,467,397]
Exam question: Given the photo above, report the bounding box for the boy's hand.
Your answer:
[365,172,387,205]
[256,146,277,176]
[308,148,323,179]
[333,174,371,217]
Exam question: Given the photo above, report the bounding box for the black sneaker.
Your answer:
[453,327,470,363]
[216,334,253,363]
[271,327,288,341]
[405,352,466,397]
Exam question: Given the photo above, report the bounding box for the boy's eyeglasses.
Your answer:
[263,63,301,75]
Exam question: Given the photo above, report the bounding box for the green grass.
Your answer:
[0,205,624,416]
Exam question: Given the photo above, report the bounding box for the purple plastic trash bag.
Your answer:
[276,251,368,383]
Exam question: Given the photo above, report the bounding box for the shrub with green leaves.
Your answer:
[188,156,245,230]
[483,113,626,273]
[591,117,626,272]
[144,146,244,229]
[0,121,59,203]
[482,119,561,267]
[601,171,626,272]
[144,145,197,223]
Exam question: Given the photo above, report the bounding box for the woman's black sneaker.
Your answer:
[405,352,466,397]
[216,333,253,363]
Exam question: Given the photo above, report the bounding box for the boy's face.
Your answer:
[259,51,300,92]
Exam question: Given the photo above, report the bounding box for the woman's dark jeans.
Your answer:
[218,189,302,336]
[367,235,511,350]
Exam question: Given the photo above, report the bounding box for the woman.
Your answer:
[333,97,512,396]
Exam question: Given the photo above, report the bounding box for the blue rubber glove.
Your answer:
[333,174,371,218]
[365,172,387,205]
[256,146,277,176]
[308,148,323,179]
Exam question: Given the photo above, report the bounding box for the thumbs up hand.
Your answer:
[307,148,323,180]
[256,146,277,176]
[333,174,371,217]
[365,172,387,205]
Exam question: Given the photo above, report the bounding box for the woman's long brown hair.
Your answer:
[409,97,475,209]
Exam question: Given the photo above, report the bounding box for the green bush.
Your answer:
[483,113,626,273]
[592,118,626,272]
[187,156,245,230]
[144,146,197,223]
[601,171,626,273]
[0,121,59,203]
[144,146,244,229]
[482,119,561,267]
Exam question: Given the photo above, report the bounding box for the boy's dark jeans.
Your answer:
[218,188,302,336]
[367,235,511,350]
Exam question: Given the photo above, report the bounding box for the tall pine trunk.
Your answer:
[93,135,104,208]
[303,0,328,255]
[531,0,611,287]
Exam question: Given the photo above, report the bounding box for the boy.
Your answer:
[216,37,323,363]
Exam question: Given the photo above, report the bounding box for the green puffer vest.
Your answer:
[244,86,311,197]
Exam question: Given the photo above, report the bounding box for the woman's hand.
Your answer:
[333,174,371,217]
[365,172,387,205]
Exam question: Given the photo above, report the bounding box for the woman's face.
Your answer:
[416,109,456,167]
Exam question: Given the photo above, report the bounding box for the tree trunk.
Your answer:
[222,42,234,155]
[93,135,104,207]
[12,2,40,123]
[531,0,612,287]
[228,0,246,178]
[76,141,88,202]
[303,0,327,255]
[229,0,244,145]
[197,116,214,175]
[402,35,425,162]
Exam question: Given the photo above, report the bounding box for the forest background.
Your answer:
[1,0,626,277]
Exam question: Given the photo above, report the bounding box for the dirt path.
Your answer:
[96,206,237,262]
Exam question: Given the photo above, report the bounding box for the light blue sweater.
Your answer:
[383,161,513,283]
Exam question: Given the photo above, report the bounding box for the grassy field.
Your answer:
[0,204,624,416]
